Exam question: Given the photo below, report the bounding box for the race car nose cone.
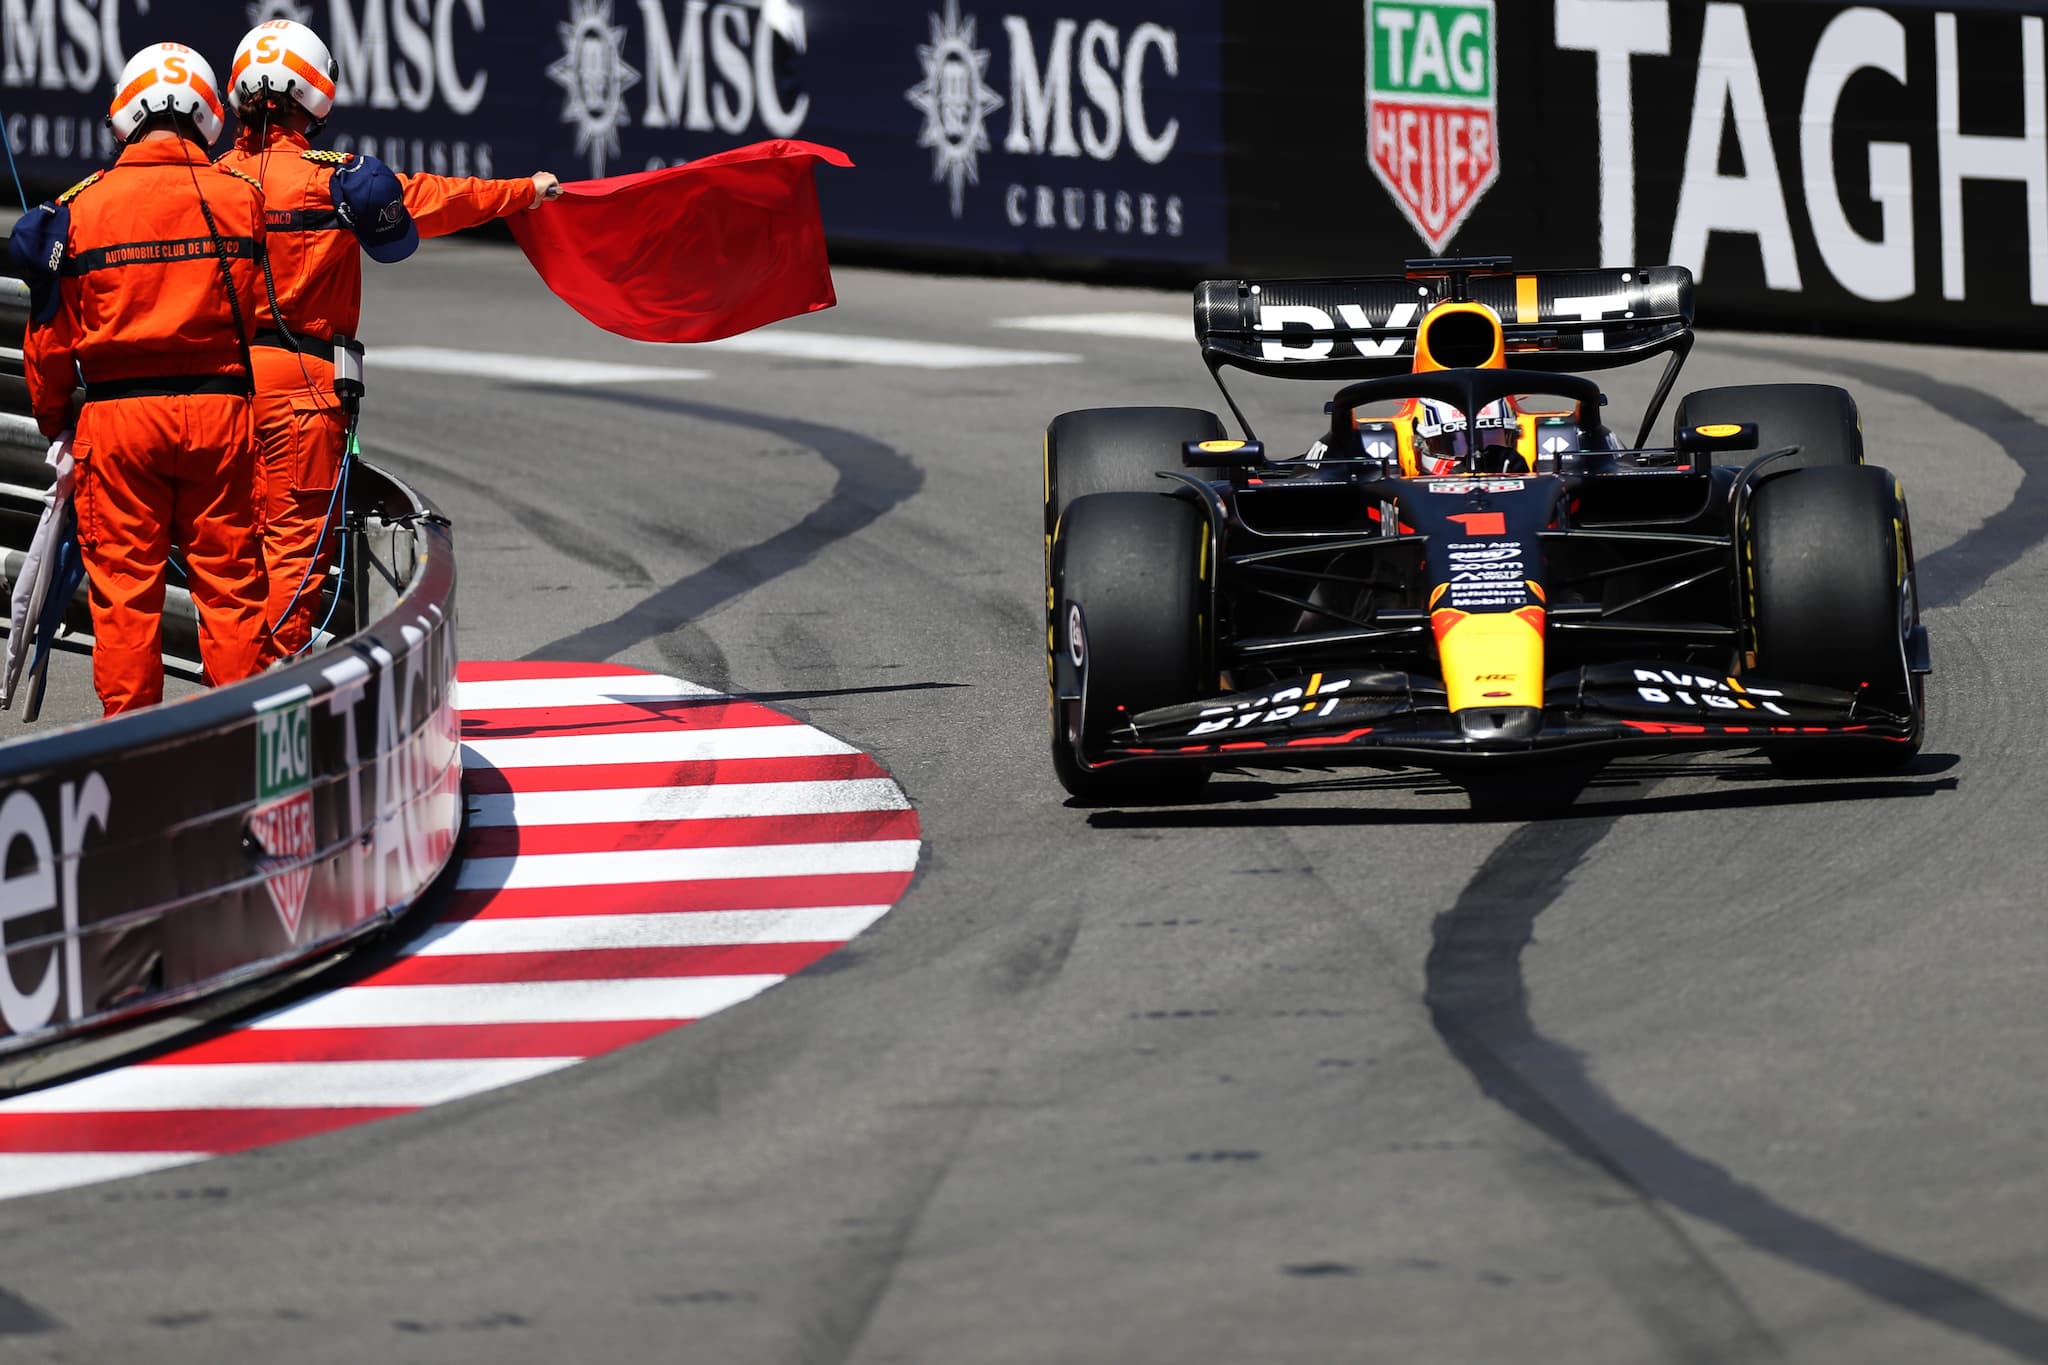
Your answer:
[1454,706,1544,747]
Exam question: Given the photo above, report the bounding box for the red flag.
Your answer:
[508,140,852,344]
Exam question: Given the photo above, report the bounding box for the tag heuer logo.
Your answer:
[251,698,315,940]
[1366,0,1498,253]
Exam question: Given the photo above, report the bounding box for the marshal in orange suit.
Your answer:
[216,18,561,661]
[19,43,268,715]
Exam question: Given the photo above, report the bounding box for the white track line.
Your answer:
[996,313,1191,343]
[456,675,724,711]
[376,346,707,386]
[455,838,923,892]
[0,1059,578,1112]
[407,906,894,956]
[466,778,909,827]
[462,725,856,771]
[0,1154,209,1200]
[690,331,1079,369]
[248,977,786,1029]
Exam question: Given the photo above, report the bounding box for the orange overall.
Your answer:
[216,127,538,660]
[24,138,269,715]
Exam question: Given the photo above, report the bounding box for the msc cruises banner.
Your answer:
[0,0,1226,265]
[3,3,2045,336]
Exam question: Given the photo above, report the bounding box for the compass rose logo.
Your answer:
[245,0,313,24]
[906,0,1004,219]
[548,0,641,179]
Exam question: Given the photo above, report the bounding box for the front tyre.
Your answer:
[1050,491,1212,803]
[1748,464,1923,773]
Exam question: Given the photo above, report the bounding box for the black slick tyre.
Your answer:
[1676,383,1862,472]
[1050,491,1212,802]
[1044,406,1226,538]
[1748,464,1922,773]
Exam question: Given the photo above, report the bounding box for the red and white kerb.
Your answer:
[0,663,920,1201]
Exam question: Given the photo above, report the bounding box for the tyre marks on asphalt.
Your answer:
[1728,344,2048,612]
[0,662,919,1202]
[517,396,924,666]
[1428,366,2048,1359]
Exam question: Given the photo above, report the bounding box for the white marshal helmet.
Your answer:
[230,20,338,123]
[107,43,226,146]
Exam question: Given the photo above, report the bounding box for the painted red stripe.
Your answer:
[461,808,918,859]
[460,752,887,795]
[362,942,840,986]
[461,699,800,738]
[0,1108,413,1155]
[1286,728,1376,748]
[457,661,652,682]
[147,1021,683,1064]
[439,871,915,922]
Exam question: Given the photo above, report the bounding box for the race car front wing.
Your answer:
[1093,663,1916,770]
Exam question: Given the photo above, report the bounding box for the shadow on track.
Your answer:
[741,681,969,704]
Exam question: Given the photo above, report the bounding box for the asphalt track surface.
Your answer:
[3,242,2046,1364]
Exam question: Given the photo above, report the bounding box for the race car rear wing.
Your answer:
[1193,260,1695,382]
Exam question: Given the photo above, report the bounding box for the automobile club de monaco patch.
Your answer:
[249,693,316,940]
[1365,0,1500,253]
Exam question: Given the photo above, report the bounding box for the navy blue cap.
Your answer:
[7,204,68,324]
[331,154,418,264]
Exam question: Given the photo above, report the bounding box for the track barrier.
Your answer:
[0,276,460,1075]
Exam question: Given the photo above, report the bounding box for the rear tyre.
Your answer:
[1045,406,1227,536]
[1050,491,1212,803]
[1675,383,1862,472]
[1748,464,1922,773]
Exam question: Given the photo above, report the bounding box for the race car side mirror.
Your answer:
[1183,438,1266,469]
[1678,422,1759,454]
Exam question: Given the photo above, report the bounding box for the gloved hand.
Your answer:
[44,430,73,485]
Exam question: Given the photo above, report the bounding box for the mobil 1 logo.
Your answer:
[1366,0,1499,254]
[249,695,316,940]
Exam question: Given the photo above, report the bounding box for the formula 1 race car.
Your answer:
[1043,257,1929,804]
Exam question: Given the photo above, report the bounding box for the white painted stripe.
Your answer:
[689,331,1079,369]
[0,1059,578,1113]
[0,1153,207,1200]
[248,977,784,1029]
[996,312,1192,344]
[410,905,893,956]
[467,778,908,828]
[462,724,855,771]
[253,684,314,713]
[376,346,708,386]
[456,674,724,712]
[456,838,923,891]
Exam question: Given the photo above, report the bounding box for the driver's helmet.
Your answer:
[1411,396,1519,475]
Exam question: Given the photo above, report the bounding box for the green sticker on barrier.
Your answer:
[257,699,311,803]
